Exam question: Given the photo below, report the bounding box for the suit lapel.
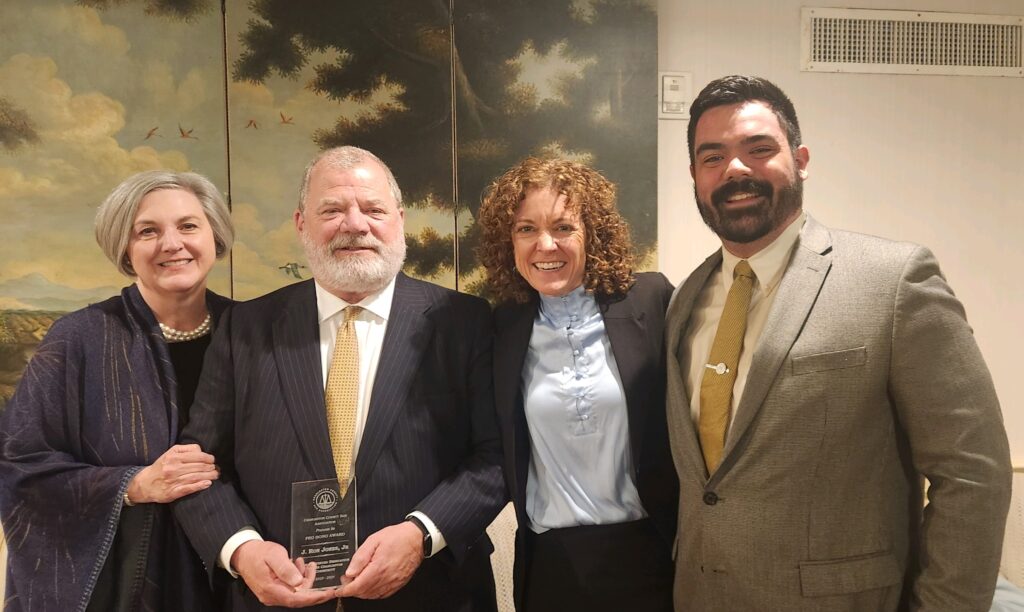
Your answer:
[272,281,336,479]
[354,274,433,487]
[602,292,648,465]
[716,217,833,475]
[493,296,536,509]
[665,253,721,479]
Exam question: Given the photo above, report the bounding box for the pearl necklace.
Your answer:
[159,313,212,343]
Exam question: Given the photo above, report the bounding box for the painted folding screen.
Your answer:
[0,0,657,408]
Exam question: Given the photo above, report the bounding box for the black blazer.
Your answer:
[175,274,506,611]
[492,272,679,608]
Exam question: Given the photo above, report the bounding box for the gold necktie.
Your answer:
[325,305,362,495]
[699,260,756,474]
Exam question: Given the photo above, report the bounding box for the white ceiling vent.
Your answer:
[801,7,1023,77]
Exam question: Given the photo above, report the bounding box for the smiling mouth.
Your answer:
[726,192,760,202]
[159,258,193,268]
[533,262,565,271]
[712,178,773,208]
[333,245,377,254]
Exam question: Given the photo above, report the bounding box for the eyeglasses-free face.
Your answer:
[511,186,586,298]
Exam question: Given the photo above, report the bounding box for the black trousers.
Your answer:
[523,518,673,612]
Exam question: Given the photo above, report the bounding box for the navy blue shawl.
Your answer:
[0,285,231,611]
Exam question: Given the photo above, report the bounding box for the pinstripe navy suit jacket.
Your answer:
[175,273,506,611]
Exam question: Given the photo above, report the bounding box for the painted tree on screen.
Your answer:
[234,0,656,283]
[80,0,656,283]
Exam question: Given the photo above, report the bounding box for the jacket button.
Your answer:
[703,492,718,505]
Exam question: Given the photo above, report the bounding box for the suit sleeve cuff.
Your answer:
[405,511,446,557]
[219,528,264,578]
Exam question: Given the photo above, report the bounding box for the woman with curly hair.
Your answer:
[478,157,677,611]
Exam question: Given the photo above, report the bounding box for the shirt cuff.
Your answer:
[219,527,264,578]
[405,511,446,557]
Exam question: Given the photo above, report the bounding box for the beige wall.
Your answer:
[657,0,1024,464]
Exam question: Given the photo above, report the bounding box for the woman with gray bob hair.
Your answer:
[0,169,235,611]
[96,170,234,276]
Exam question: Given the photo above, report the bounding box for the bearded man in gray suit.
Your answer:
[666,75,1011,611]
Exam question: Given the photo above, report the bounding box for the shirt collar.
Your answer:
[314,275,397,324]
[721,211,806,294]
[537,284,599,327]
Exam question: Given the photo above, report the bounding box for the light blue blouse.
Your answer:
[523,286,647,533]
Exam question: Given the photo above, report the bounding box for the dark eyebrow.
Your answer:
[741,134,778,146]
[694,142,724,157]
[695,134,779,157]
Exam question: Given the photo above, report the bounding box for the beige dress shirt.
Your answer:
[683,213,806,434]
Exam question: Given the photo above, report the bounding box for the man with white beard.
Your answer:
[175,146,506,611]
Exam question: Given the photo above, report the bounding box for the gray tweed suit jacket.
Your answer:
[665,215,1011,611]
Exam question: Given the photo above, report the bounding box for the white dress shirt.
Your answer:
[683,213,806,433]
[219,276,445,575]
[314,278,393,461]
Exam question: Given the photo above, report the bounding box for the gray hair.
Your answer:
[94,170,234,277]
[298,146,403,211]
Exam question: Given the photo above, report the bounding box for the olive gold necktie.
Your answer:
[698,260,756,474]
[324,305,362,496]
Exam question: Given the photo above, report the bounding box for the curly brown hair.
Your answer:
[477,157,636,304]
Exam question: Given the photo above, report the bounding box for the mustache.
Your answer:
[711,178,774,207]
[326,234,382,252]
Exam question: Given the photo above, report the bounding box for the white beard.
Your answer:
[301,231,406,296]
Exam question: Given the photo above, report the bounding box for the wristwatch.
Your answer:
[406,515,432,558]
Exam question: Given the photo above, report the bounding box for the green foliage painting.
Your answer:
[0,0,657,407]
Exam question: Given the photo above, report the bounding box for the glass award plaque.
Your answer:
[290,477,357,589]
